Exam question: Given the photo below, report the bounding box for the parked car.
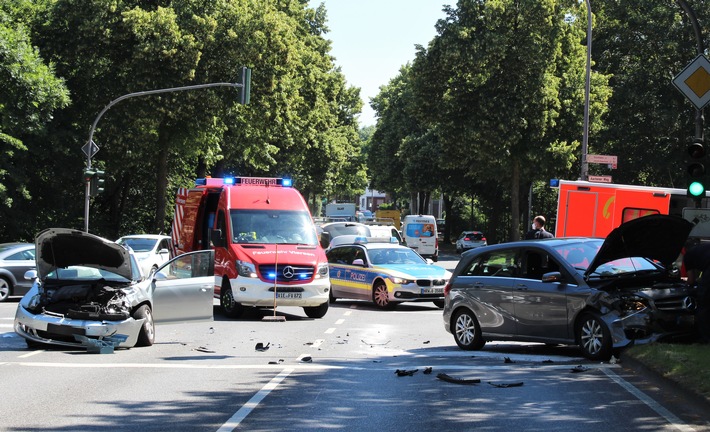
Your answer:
[116,234,172,276]
[14,228,214,349]
[443,215,697,360]
[455,231,487,253]
[0,243,36,302]
[318,222,372,250]
[328,236,451,309]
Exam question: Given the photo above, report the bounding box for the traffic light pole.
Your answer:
[676,0,705,208]
[83,68,251,232]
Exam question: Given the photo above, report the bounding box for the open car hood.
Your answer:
[584,215,693,278]
[35,228,132,280]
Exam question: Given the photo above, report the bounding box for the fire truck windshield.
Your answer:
[229,209,318,245]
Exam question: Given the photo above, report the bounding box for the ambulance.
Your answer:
[554,180,704,238]
[171,177,330,319]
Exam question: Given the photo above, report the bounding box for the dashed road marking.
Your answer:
[324,328,335,334]
[335,319,345,325]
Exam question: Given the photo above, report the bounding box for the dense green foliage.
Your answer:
[1,0,708,243]
[368,0,704,243]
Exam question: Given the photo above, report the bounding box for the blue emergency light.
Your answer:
[223,177,235,185]
[282,178,293,187]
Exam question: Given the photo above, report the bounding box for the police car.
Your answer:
[326,236,451,309]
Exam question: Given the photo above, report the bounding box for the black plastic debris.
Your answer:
[488,382,524,388]
[300,356,313,363]
[395,369,418,376]
[423,340,430,344]
[255,342,270,352]
[542,359,554,363]
[194,346,215,353]
[571,365,589,373]
[436,373,481,384]
[504,357,515,363]
[423,367,433,374]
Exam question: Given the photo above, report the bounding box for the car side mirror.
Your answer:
[352,258,365,267]
[153,271,168,281]
[158,248,169,255]
[24,269,37,280]
[210,229,225,247]
[541,271,563,283]
[426,258,434,265]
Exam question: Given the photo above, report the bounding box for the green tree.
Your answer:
[0,1,69,239]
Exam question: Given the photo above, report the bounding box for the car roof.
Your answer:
[117,234,170,240]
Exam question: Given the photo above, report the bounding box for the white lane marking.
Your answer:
[0,324,14,328]
[343,311,352,316]
[4,361,617,372]
[216,367,294,431]
[601,368,695,432]
[324,327,336,334]
[18,350,44,359]
[335,319,345,325]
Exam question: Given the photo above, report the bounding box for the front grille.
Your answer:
[259,264,314,283]
[268,287,305,293]
[416,279,448,287]
[655,296,695,312]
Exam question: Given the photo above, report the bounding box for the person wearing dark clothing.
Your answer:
[682,242,710,343]
[525,215,554,240]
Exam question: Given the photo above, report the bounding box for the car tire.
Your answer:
[329,286,337,303]
[433,300,445,308]
[220,285,244,318]
[304,301,329,318]
[0,277,11,302]
[134,304,155,347]
[576,312,612,361]
[372,280,395,310]
[452,308,486,350]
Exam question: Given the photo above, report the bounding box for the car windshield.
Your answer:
[326,224,371,237]
[230,209,318,245]
[369,247,426,265]
[553,241,601,271]
[117,237,157,252]
[46,265,131,282]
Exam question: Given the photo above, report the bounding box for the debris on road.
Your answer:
[300,356,313,363]
[193,346,215,353]
[436,373,481,384]
[255,342,270,352]
[423,367,433,374]
[488,381,524,388]
[571,365,590,373]
[395,369,418,376]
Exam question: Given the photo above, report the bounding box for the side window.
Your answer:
[461,249,519,277]
[522,251,545,280]
[328,248,348,265]
[165,253,212,279]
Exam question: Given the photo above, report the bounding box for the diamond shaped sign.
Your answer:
[673,55,710,110]
[82,140,99,158]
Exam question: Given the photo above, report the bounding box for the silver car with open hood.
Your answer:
[15,228,214,349]
[443,215,698,360]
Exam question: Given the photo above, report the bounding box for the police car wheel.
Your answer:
[372,281,395,310]
[329,288,337,303]
[221,286,244,318]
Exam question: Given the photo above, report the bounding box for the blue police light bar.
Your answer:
[282,178,293,187]
[195,178,207,186]
[550,179,560,188]
[223,177,235,185]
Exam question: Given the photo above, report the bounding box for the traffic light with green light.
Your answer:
[687,138,706,206]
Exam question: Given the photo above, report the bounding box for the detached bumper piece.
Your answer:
[74,334,128,354]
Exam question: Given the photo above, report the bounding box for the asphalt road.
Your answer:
[0,253,708,431]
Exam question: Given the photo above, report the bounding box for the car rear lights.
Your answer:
[443,282,452,297]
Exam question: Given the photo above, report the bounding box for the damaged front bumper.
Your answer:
[603,307,695,349]
[14,304,143,349]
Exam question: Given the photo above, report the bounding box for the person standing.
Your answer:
[682,242,710,343]
[525,215,554,240]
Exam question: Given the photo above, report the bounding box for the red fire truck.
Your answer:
[171,177,330,319]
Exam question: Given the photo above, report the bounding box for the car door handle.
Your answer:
[200,285,211,292]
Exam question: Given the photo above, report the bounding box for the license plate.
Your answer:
[422,288,443,295]
[275,292,302,299]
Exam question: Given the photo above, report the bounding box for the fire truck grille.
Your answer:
[259,265,314,283]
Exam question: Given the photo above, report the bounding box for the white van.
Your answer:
[402,215,438,261]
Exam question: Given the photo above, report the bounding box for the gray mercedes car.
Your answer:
[15,228,215,349]
[443,215,698,360]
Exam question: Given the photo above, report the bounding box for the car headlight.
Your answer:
[26,293,42,311]
[390,277,413,285]
[316,263,329,279]
[236,260,258,278]
[621,297,648,313]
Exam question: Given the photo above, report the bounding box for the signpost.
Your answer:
[588,175,612,183]
[586,154,617,165]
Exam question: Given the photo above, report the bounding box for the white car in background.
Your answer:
[116,234,172,276]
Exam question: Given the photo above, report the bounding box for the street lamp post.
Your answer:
[581,0,592,181]
[83,68,250,232]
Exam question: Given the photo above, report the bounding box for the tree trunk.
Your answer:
[153,124,170,234]
[510,158,521,241]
